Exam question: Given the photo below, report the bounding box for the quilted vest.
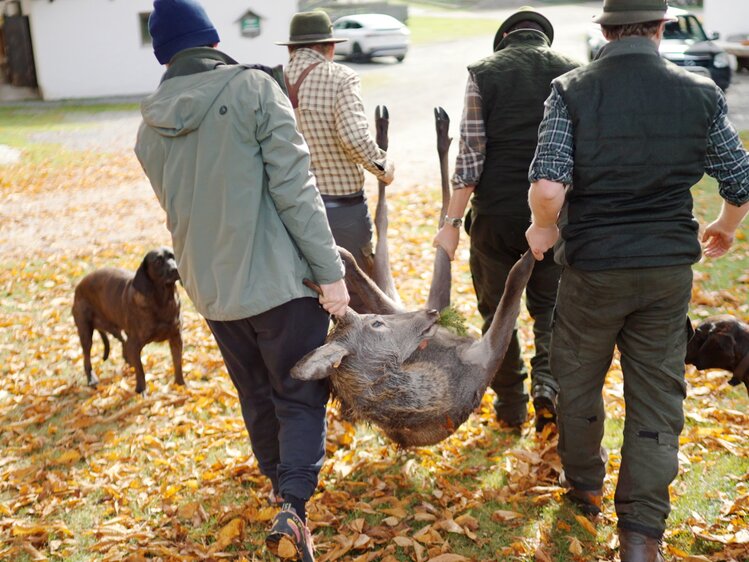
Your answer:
[554,36,718,270]
[469,30,580,217]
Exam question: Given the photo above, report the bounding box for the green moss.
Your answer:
[438,306,469,336]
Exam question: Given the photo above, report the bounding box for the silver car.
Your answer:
[333,14,410,63]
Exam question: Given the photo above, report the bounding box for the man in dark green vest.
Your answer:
[526,0,749,559]
[433,7,579,433]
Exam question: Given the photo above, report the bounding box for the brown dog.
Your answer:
[72,247,183,393]
[686,315,749,396]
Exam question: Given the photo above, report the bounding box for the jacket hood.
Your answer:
[140,64,243,138]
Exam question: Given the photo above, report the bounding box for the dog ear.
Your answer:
[132,256,154,296]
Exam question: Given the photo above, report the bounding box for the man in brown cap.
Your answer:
[526,0,749,560]
[433,7,580,433]
[278,11,395,313]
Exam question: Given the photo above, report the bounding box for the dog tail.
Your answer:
[98,330,110,361]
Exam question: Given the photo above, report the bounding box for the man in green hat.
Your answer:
[433,7,580,432]
[278,11,395,313]
[526,0,749,560]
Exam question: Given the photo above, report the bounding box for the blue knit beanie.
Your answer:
[148,0,220,65]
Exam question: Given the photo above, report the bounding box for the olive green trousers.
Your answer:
[551,264,693,538]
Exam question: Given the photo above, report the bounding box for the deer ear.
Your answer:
[291,342,349,381]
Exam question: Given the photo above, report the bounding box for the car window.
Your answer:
[348,21,363,29]
[664,15,708,42]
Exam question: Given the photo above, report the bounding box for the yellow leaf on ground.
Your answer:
[380,506,408,518]
[213,517,244,550]
[56,450,81,465]
[253,506,276,522]
[393,536,412,548]
[491,510,524,522]
[426,555,468,562]
[574,515,597,537]
[278,536,298,559]
[568,536,583,555]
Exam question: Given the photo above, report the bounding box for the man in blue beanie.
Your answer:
[148,0,220,65]
[135,1,349,560]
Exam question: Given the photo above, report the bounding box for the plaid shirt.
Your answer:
[530,84,749,206]
[452,73,486,190]
[287,48,386,196]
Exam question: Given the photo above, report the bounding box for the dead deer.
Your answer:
[292,107,534,447]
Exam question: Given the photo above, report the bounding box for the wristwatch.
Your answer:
[444,215,462,228]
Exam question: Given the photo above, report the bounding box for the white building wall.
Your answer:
[704,0,749,39]
[21,0,296,100]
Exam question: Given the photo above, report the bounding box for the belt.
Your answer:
[322,193,365,209]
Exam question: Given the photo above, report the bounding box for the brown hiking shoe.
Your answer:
[619,529,665,562]
[565,486,603,516]
[560,473,602,516]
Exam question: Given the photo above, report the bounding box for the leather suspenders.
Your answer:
[284,61,322,109]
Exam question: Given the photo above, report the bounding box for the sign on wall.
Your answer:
[238,10,262,38]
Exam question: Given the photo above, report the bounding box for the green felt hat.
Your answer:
[276,11,347,46]
[593,0,676,25]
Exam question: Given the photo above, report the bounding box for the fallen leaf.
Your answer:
[426,555,468,562]
[491,510,524,522]
[278,536,298,558]
[568,536,583,555]
[574,515,597,537]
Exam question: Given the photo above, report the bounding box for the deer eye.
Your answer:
[371,320,385,328]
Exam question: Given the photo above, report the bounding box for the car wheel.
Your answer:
[396,54,405,63]
[351,42,366,62]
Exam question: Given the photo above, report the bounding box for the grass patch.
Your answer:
[0,103,138,165]
[407,15,500,45]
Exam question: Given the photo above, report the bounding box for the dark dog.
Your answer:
[72,247,183,393]
[686,315,749,396]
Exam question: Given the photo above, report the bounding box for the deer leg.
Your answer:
[305,247,404,315]
[427,107,453,312]
[371,105,402,305]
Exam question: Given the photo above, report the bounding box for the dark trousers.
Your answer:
[325,196,374,312]
[551,265,692,538]
[469,214,561,413]
[206,297,330,502]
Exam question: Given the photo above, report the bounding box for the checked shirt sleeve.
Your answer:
[704,89,749,207]
[333,72,387,179]
[528,84,574,185]
[452,73,486,190]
